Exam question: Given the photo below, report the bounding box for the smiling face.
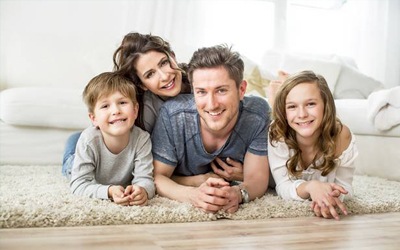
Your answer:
[134,51,183,98]
[192,66,246,136]
[89,91,138,140]
[285,82,324,141]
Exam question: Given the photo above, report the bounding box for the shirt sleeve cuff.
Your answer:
[291,180,308,201]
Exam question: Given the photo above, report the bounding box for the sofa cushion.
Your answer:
[0,87,90,129]
[335,99,400,137]
[333,64,385,99]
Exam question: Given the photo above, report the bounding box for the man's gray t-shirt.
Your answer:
[151,94,270,176]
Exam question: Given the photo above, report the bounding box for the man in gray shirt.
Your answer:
[151,45,271,213]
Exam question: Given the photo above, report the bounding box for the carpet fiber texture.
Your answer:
[1,165,399,228]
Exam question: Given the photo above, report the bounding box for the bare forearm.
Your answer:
[155,174,194,203]
[243,181,268,201]
[241,153,269,201]
[241,172,269,201]
[172,174,213,187]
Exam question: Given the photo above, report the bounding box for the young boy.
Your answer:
[69,72,155,206]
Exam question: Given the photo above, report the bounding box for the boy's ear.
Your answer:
[132,102,139,119]
[88,113,97,127]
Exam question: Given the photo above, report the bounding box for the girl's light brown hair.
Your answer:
[269,70,342,177]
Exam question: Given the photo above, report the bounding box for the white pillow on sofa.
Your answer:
[0,87,90,129]
[333,64,385,99]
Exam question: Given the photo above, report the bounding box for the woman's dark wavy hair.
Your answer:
[112,32,191,130]
[269,70,343,177]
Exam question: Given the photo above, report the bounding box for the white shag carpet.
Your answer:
[1,165,399,228]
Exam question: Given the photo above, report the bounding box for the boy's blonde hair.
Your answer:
[83,72,137,114]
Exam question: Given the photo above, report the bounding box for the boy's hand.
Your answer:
[125,185,149,206]
[108,185,131,206]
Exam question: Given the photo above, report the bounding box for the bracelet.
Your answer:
[239,186,250,204]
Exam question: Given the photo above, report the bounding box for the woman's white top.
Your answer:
[268,133,358,201]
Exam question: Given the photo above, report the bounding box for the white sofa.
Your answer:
[1,52,399,181]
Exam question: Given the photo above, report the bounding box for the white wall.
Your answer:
[1,0,399,91]
[0,1,133,90]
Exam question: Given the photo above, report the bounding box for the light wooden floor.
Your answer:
[1,212,399,250]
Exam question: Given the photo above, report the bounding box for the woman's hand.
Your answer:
[211,157,243,181]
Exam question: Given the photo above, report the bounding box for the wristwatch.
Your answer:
[239,186,249,204]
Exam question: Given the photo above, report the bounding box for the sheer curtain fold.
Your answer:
[346,0,399,88]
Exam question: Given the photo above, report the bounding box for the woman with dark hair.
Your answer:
[62,32,191,178]
[113,32,192,133]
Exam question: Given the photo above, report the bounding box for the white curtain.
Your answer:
[120,0,399,88]
[118,0,275,64]
[286,0,399,87]
[118,0,202,63]
[338,0,399,88]
[1,0,397,89]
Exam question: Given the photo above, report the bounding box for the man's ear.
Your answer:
[239,80,247,99]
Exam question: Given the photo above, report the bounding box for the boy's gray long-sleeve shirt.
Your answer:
[70,126,155,199]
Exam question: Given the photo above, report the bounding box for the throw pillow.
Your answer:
[334,64,385,99]
[242,55,271,97]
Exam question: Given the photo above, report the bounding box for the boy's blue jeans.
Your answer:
[62,131,81,179]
